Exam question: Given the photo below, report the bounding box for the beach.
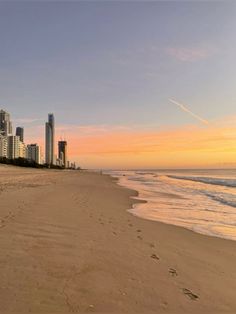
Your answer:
[0,164,236,313]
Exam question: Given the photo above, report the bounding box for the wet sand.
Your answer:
[0,164,236,312]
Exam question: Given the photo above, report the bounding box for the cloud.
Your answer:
[13,118,44,124]
[55,124,134,136]
[59,119,234,155]
[169,98,209,125]
[166,46,214,62]
[67,119,236,168]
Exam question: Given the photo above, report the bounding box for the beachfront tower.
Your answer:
[58,140,67,168]
[0,135,8,157]
[45,113,55,165]
[16,127,24,142]
[0,109,12,136]
[27,144,41,164]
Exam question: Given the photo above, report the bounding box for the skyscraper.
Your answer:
[16,127,24,142]
[0,109,12,136]
[8,135,20,159]
[27,144,41,164]
[45,113,55,165]
[58,140,67,168]
[0,135,8,158]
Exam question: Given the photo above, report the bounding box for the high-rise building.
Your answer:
[45,113,55,165]
[0,109,12,136]
[8,135,26,159]
[58,140,67,168]
[16,127,24,142]
[19,141,26,158]
[8,135,20,159]
[27,144,41,164]
[0,135,8,158]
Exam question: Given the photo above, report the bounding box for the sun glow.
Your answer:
[25,116,236,169]
[65,118,236,169]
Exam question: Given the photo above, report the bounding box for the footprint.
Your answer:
[182,288,199,300]
[149,243,155,248]
[128,224,133,227]
[169,268,178,276]
[136,229,141,233]
[150,254,160,261]
[137,235,142,240]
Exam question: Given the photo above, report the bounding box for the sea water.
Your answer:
[106,169,236,241]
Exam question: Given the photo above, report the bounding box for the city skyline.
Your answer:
[0,108,73,168]
[1,2,236,168]
[1,110,235,170]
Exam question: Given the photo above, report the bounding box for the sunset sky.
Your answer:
[1,1,236,169]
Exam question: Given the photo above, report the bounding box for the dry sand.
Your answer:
[0,164,236,313]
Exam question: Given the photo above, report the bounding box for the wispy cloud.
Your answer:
[166,46,214,62]
[55,124,134,135]
[169,98,209,125]
[13,118,44,124]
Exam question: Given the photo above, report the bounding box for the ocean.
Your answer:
[106,169,236,241]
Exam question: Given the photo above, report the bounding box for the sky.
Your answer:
[1,1,236,169]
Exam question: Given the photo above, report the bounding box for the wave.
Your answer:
[203,192,236,209]
[135,172,155,175]
[168,175,236,188]
[108,170,236,240]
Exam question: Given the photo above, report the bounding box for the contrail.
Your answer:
[169,98,209,125]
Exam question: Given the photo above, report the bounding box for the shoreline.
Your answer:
[112,172,236,246]
[0,165,236,312]
[108,170,236,242]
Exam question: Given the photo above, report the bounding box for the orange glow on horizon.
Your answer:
[26,117,236,169]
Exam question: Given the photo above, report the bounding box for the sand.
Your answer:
[0,164,236,313]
